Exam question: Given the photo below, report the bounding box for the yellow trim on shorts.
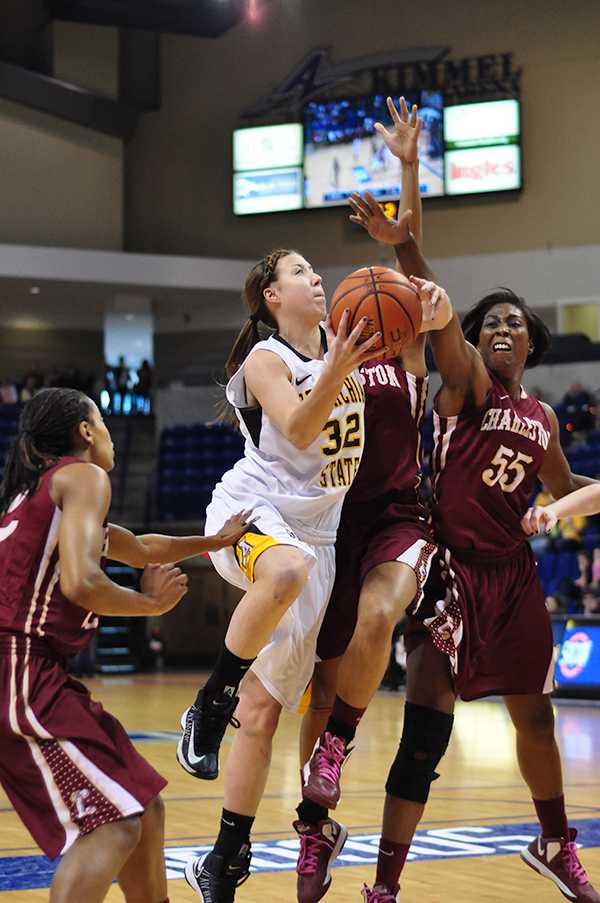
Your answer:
[234,530,281,583]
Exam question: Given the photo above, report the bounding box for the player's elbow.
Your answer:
[286,427,313,450]
[60,568,103,608]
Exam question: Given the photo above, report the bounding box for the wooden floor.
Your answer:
[2,672,600,902]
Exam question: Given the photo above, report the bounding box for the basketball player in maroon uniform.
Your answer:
[293,98,450,903]
[343,197,598,901]
[0,387,249,903]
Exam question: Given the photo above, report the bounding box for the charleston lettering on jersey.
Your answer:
[481,407,550,450]
[360,362,403,389]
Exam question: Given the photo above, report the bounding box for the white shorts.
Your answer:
[206,492,336,711]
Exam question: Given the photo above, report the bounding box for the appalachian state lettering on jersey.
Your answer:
[298,373,365,489]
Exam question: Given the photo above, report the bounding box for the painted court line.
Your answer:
[1,818,599,892]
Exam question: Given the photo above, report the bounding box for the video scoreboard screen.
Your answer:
[232,123,304,215]
[443,99,522,196]
[232,97,522,214]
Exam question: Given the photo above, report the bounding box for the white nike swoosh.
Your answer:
[379,849,395,856]
[186,716,208,766]
[499,395,509,400]
[222,819,235,827]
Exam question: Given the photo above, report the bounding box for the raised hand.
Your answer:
[409,276,452,332]
[325,308,388,374]
[349,191,413,245]
[374,96,422,165]
[521,506,558,536]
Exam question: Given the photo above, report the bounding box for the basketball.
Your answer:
[329,265,422,354]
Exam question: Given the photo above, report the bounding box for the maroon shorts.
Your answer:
[0,634,167,859]
[317,496,436,661]
[405,542,554,701]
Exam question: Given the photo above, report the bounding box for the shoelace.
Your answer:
[362,884,397,902]
[191,703,240,746]
[298,830,333,875]
[562,841,589,885]
[314,732,346,785]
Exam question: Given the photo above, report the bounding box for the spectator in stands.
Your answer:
[582,591,600,616]
[134,359,153,414]
[0,378,18,404]
[575,550,591,591]
[562,382,595,431]
[554,575,582,613]
[19,372,38,403]
[591,548,600,591]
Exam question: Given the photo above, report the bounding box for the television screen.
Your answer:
[303,91,444,208]
[443,99,521,195]
[233,123,303,172]
[555,625,600,689]
[233,167,304,215]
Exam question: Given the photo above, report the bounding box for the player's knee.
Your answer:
[144,794,165,831]
[268,560,309,607]
[110,815,143,852]
[239,689,281,739]
[385,702,454,804]
[356,594,401,640]
[514,699,555,741]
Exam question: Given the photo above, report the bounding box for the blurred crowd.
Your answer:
[0,366,95,404]
[0,358,154,417]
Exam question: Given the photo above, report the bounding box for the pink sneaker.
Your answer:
[294,817,348,903]
[302,731,351,809]
[521,830,600,901]
[361,884,400,902]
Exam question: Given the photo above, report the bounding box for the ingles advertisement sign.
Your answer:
[555,627,600,688]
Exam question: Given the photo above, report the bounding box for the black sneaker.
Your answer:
[176,688,240,780]
[184,847,251,902]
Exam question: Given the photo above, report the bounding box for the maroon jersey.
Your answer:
[431,374,551,556]
[0,457,108,658]
[348,358,428,504]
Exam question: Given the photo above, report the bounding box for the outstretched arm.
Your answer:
[107,511,252,567]
[53,463,188,616]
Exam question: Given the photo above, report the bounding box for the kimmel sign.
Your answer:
[244,47,521,118]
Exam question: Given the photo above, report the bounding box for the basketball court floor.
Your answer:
[2,671,599,901]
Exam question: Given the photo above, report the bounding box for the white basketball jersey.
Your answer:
[216,332,365,544]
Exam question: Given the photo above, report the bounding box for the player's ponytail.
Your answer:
[225,249,293,379]
[0,388,93,516]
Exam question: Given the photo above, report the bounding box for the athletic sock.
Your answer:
[296,798,328,826]
[325,695,366,745]
[533,794,569,839]
[201,645,255,703]
[213,809,255,860]
[375,837,410,891]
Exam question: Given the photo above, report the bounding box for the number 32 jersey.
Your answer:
[221,332,365,544]
[431,374,551,556]
[0,458,107,657]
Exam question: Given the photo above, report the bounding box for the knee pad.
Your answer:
[385,702,454,804]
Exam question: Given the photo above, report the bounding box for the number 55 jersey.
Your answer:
[431,374,551,557]
[409,374,555,701]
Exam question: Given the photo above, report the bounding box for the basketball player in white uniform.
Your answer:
[177,248,382,901]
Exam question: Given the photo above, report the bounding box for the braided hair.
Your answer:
[225,248,295,379]
[0,388,93,516]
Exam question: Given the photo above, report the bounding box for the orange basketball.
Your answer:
[329,265,422,354]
